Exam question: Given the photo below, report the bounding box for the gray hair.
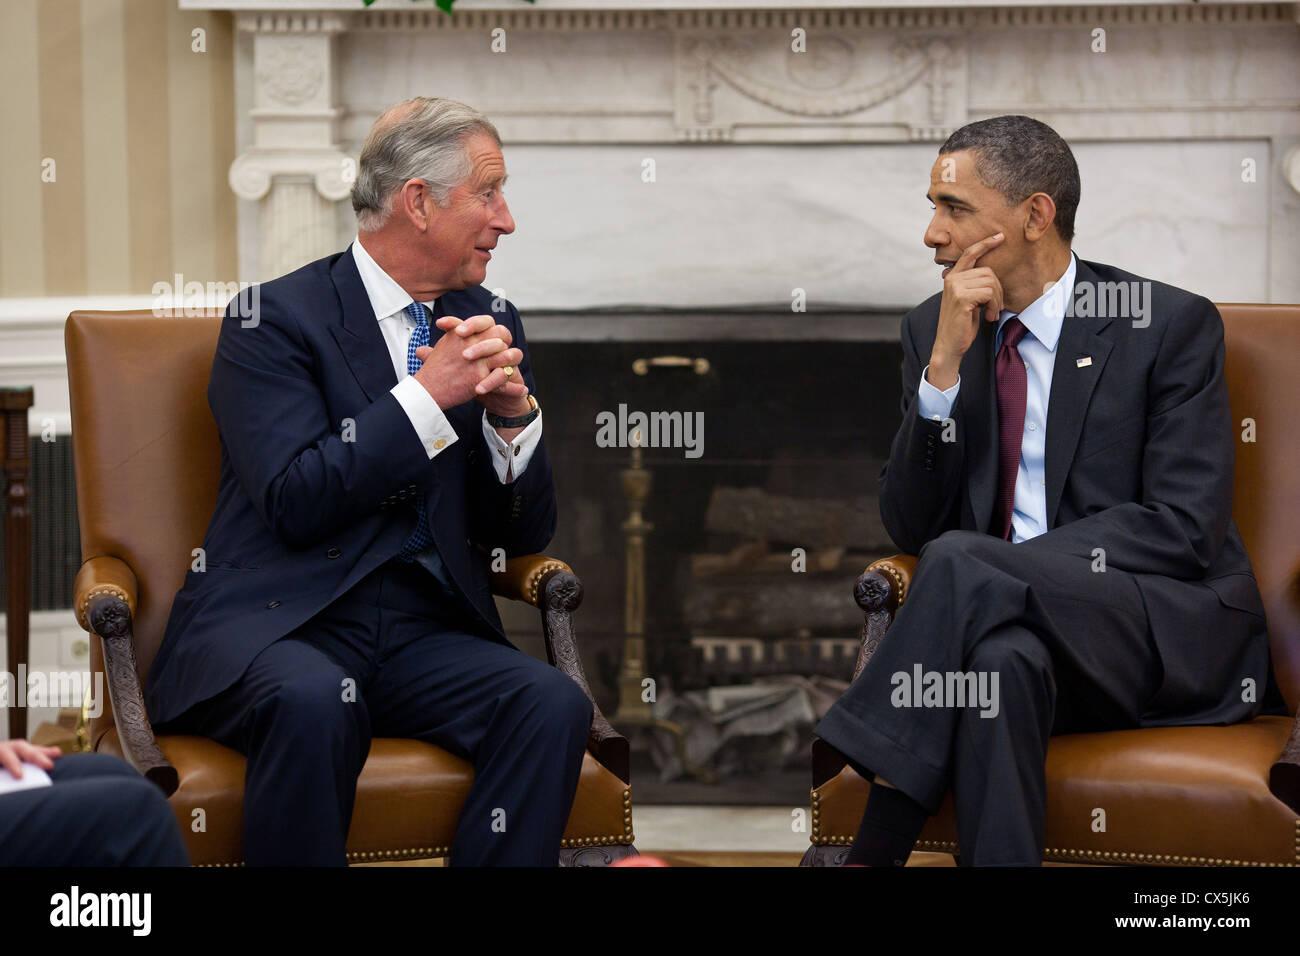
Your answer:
[939,115,1081,242]
[351,97,502,232]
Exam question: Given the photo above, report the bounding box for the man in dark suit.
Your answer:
[0,740,189,866]
[814,114,1282,866]
[144,97,593,866]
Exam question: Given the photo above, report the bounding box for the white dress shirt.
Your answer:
[351,235,542,483]
[916,253,1078,543]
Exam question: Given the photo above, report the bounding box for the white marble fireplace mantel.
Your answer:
[178,0,1300,309]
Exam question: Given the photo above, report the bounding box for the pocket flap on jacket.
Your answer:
[1204,573,1267,618]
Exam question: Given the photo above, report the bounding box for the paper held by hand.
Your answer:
[0,762,54,796]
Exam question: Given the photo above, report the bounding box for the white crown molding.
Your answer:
[346,2,1297,31]
[188,1,1300,30]
[233,11,351,32]
[184,0,1293,12]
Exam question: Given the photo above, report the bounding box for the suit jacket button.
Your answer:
[267,600,280,609]
[326,547,341,559]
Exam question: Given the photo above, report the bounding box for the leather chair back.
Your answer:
[1220,304,1300,712]
[66,311,223,744]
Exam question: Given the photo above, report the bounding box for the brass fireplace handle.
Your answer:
[632,355,710,376]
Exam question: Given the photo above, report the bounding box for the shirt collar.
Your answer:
[350,234,437,323]
[995,251,1077,353]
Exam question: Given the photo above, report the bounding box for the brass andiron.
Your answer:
[609,358,715,783]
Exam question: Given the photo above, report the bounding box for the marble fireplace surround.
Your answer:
[186,0,1300,321]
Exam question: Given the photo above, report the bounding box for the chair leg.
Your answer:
[559,844,639,866]
[799,844,851,866]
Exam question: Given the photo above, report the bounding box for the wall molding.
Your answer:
[340,2,1298,31]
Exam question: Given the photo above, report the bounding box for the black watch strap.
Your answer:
[487,397,539,429]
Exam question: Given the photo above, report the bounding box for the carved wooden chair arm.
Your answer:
[491,555,629,784]
[812,553,918,788]
[850,554,917,679]
[73,556,179,796]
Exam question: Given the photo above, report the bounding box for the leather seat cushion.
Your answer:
[97,730,632,865]
[812,717,1298,865]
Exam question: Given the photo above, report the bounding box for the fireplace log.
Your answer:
[704,486,892,551]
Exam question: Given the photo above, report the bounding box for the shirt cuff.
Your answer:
[917,364,960,422]
[482,408,543,483]
[390,376,459,459]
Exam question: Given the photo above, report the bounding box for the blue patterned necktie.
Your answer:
[397,302,436,562]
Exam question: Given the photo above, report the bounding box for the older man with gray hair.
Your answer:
[145,97,591,866]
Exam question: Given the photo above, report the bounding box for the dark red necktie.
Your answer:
[993,316,1028,541]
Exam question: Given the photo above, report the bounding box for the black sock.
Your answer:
[844,781,929,867]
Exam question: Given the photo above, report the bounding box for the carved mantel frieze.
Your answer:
[676,31,964,141]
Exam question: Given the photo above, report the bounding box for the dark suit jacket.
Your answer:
[145,247,557,727]
[880,256,1280,725]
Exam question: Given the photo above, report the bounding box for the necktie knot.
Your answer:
[1000,315,1027,351]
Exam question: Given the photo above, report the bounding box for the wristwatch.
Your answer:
[487,394,539,429]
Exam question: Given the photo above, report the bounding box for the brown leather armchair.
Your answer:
[65,310,636,866]
[804,303,1300,867]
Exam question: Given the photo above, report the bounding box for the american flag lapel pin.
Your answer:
[1076,356,1092,368]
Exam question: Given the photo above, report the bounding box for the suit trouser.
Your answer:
[0,752,190,866]
[155,558,593,866]
[814,529,1162,866]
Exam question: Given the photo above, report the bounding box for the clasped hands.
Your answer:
[411,314,532,419]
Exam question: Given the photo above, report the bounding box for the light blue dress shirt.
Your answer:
[916,254,1078,543]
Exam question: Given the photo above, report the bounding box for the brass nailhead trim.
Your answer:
[809,788,1299,866]
[79,583,130,631]
[345,846,451,863]
[194,788,639,865]
[526,560,570,605]
[866,561,907,606]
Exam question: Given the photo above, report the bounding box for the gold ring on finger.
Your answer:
[502,365,514,379]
